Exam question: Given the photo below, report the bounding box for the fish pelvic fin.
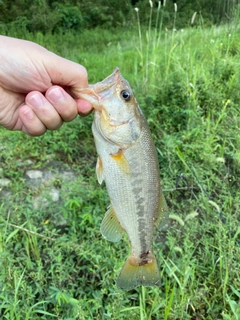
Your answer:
[116,253,160,291]
[100,205,124,242]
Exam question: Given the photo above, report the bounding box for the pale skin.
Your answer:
[0,36,92,136]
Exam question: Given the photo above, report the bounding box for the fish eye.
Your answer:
[120,90,131,102]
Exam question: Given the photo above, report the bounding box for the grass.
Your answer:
[0,9,240,320]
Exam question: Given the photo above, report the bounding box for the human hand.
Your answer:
[0,36,92,136]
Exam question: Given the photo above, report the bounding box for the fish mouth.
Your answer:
[71,67,121,111]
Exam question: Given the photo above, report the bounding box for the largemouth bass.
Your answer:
[72,68,168,290]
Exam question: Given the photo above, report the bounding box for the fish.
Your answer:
[72,68,168,290]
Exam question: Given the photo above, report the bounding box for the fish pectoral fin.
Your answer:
[116,253,160,290]
[110,149,131,175]
[100,205,124,242]
[96,156,105,185]
[155,190,169,229]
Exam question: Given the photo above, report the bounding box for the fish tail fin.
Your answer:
[116,253,160,291]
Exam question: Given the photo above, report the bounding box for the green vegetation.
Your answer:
[0,4,240,319]
[0,0,239,35]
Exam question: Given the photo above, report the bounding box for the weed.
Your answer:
[0,13,240,320]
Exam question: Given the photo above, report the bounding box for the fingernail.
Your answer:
[28,94,44,109]
[47,87,65,103]
[22,106,34,120]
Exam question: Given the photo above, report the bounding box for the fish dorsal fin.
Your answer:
[110,149,131,175]
[155,190,169,229]
[100,205,125,242]
[96,156,104,185]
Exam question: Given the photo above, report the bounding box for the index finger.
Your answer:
[44,52,89,89]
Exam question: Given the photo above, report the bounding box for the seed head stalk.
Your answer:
[156,0,166,62]
[173,3,177,30]
[146,0,153,85]
[155,1,161,31]
[135,8,143,65]
[166,2,178,78]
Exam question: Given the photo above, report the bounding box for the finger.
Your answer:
[45,86,78,122]
[19,105,47,136]
[26,91,63,130]
[77,99,93,117]
[45,53,89,89]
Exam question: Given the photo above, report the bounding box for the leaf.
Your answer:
[230,285,240,298]
[33,310,58,317]
[5,222,27,243]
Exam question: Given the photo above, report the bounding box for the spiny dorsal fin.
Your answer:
[100,205,125,242]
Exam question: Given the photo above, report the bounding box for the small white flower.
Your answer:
[149,0,153,8]
[134,7,139,12]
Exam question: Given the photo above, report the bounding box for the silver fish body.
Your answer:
[93,113,161,256]
[72,68,168,290]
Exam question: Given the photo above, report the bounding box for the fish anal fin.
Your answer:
[110,149,131,175]
[116,253,160,291]
[100,205,124,242]
[155,190,169,229]
[96,156,104,185]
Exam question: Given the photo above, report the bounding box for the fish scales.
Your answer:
[72,67,168,290]
[93,117,160,258]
